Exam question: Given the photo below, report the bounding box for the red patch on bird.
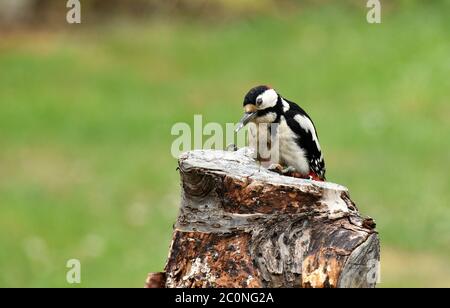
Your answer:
[308,172,325,182]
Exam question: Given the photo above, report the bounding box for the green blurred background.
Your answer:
[0,0,449,287]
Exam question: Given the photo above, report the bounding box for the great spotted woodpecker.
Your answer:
[236,85,326,181]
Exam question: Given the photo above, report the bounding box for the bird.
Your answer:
[235,85,326,181]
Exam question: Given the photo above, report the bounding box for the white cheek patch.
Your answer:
[258,89,278,109]
[294,114,321,151]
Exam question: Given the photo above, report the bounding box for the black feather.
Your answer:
[243,85,270,106]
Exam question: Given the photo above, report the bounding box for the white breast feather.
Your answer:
[277,117,310,174]
[247,122,273,166]
[254,112,276,124]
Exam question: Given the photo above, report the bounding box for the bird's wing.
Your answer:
[284,101,326,179]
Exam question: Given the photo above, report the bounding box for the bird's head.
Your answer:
[235,85,280,132]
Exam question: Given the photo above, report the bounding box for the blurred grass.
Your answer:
[0,3,449,287]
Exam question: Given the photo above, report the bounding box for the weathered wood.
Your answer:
[148,148,380,288]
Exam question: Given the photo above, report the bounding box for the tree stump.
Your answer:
[147,148,380,288]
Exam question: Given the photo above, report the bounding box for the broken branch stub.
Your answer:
[148,148,380,288]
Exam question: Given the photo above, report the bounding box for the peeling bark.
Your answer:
[145,272,166,288]
[147,148,380,288]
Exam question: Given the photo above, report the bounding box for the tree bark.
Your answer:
[147,148,380,288]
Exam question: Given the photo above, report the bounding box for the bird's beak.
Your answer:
[235,105,257,132]
[235,112,257,132]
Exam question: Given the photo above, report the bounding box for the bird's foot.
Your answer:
[281,167,306,179]
[281,166,296,175]
[268,165,306,179]
[267,163,284,174]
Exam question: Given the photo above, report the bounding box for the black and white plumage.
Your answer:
[236,85,326,181]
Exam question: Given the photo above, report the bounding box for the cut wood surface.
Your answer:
[147,148,380,288]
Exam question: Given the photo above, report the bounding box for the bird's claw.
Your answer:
[268,165,303,178]
[280,166,307,179]
[268,165,310,179]
[267,164,284,174]
[281,166,296,175]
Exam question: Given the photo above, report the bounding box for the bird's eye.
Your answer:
[256,97,263,106]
